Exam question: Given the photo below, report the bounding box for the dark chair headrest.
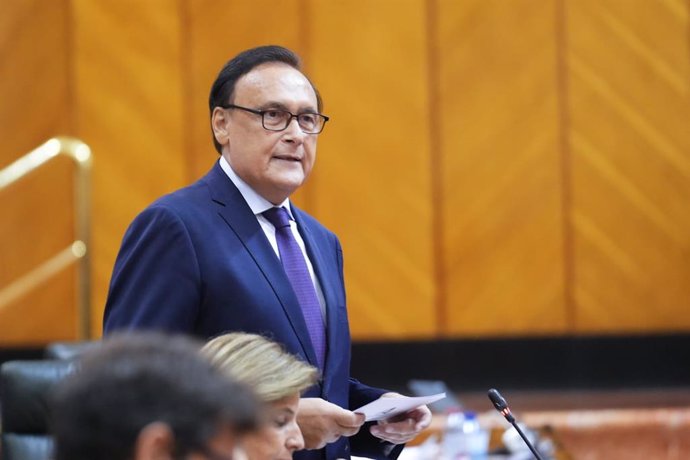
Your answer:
[44,341,99,360]
[1,360,76,433]
[1,433,54,460]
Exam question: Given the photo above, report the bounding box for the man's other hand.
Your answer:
[297,398,366,449]
[369,392,432,445]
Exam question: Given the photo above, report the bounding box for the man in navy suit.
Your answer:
[104,45,431,459]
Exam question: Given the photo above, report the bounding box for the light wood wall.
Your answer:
[0,0,76,344]
[1,0,688,345]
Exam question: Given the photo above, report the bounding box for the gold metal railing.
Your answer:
[0,137,92,339]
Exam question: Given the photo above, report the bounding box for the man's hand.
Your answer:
[369,392,433,445]
[297,397,366,449]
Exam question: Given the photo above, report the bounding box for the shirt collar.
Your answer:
[218,156,294,219]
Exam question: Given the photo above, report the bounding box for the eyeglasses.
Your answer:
[221,104,329,134]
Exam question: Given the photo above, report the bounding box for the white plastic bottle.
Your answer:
[442,411,490,459]
[462,412,489,458]
[442,411,466,459]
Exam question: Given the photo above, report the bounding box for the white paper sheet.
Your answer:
[353,392,446,422]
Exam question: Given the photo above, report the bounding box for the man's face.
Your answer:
[213,62,320,204]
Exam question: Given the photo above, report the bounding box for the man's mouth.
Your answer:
[273,154,301,162]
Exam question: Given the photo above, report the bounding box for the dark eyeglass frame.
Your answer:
[221,104,329,134]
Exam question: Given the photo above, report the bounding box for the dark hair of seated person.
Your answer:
[50,332,259,460]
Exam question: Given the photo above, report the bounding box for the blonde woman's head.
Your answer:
[201,332,318,402]
[202,333,318,460]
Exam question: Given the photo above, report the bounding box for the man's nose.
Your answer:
[282,116,306,140]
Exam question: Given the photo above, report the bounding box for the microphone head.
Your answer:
[488,388,516,423]
[487,388,508,411]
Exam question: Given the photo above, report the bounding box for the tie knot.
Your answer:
[263,207,291,229]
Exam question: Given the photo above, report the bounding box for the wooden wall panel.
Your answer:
[3,0,690,345]
[0,0,75,344]
[0,0,71,157]
[308,0,436,339]
[71,0,187,336]
[184,0,304,183]
[567,0,690,332]
[437,0,566,335]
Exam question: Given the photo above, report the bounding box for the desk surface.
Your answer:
[404,407,690,459]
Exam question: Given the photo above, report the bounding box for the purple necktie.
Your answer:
[263,207,326,368]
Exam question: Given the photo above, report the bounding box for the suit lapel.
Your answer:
[202,163,319,367]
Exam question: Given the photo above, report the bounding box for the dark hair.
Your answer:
[51,333,258,460]
[208,45,323,153]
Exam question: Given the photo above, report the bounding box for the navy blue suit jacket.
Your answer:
[104,162,401,459]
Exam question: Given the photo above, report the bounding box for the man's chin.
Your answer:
[263,179,305,203]
[275,172,307,190]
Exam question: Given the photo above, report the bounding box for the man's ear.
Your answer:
[134,422,175,460]
[212,107,230,147]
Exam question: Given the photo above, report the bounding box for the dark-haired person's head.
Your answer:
[51,333,258,460]
[209,45,323,154]
[209,45,328,205]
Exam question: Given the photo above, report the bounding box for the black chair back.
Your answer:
[44,341,98,361]
[1,360,76,460]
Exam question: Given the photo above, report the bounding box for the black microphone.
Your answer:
[487,388,545,460]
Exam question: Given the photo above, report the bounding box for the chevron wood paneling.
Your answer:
[2,0,690,344]
[437,0,566,336]
[184,0,304,183]
[309,0,436,339]
[0,0,76,344]
[566,0,690,332]
[71,0,188,336]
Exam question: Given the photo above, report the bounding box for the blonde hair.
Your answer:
[201,333,319,403]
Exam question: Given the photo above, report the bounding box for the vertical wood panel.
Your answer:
[567,0,690,332]
[184,0,303,182]
[309,0,436,339]
[0,0,75,344]
[438,0,566,335]
[72,0,187,336]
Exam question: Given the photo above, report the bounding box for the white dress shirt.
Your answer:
[219,156,326,320]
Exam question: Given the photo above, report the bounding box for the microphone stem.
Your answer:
[510,420,545,460]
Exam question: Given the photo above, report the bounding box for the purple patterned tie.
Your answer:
[263,207,326,368]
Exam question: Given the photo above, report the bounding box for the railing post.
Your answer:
[0,137,93,340]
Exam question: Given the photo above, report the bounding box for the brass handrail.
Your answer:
[0,137,92,339]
